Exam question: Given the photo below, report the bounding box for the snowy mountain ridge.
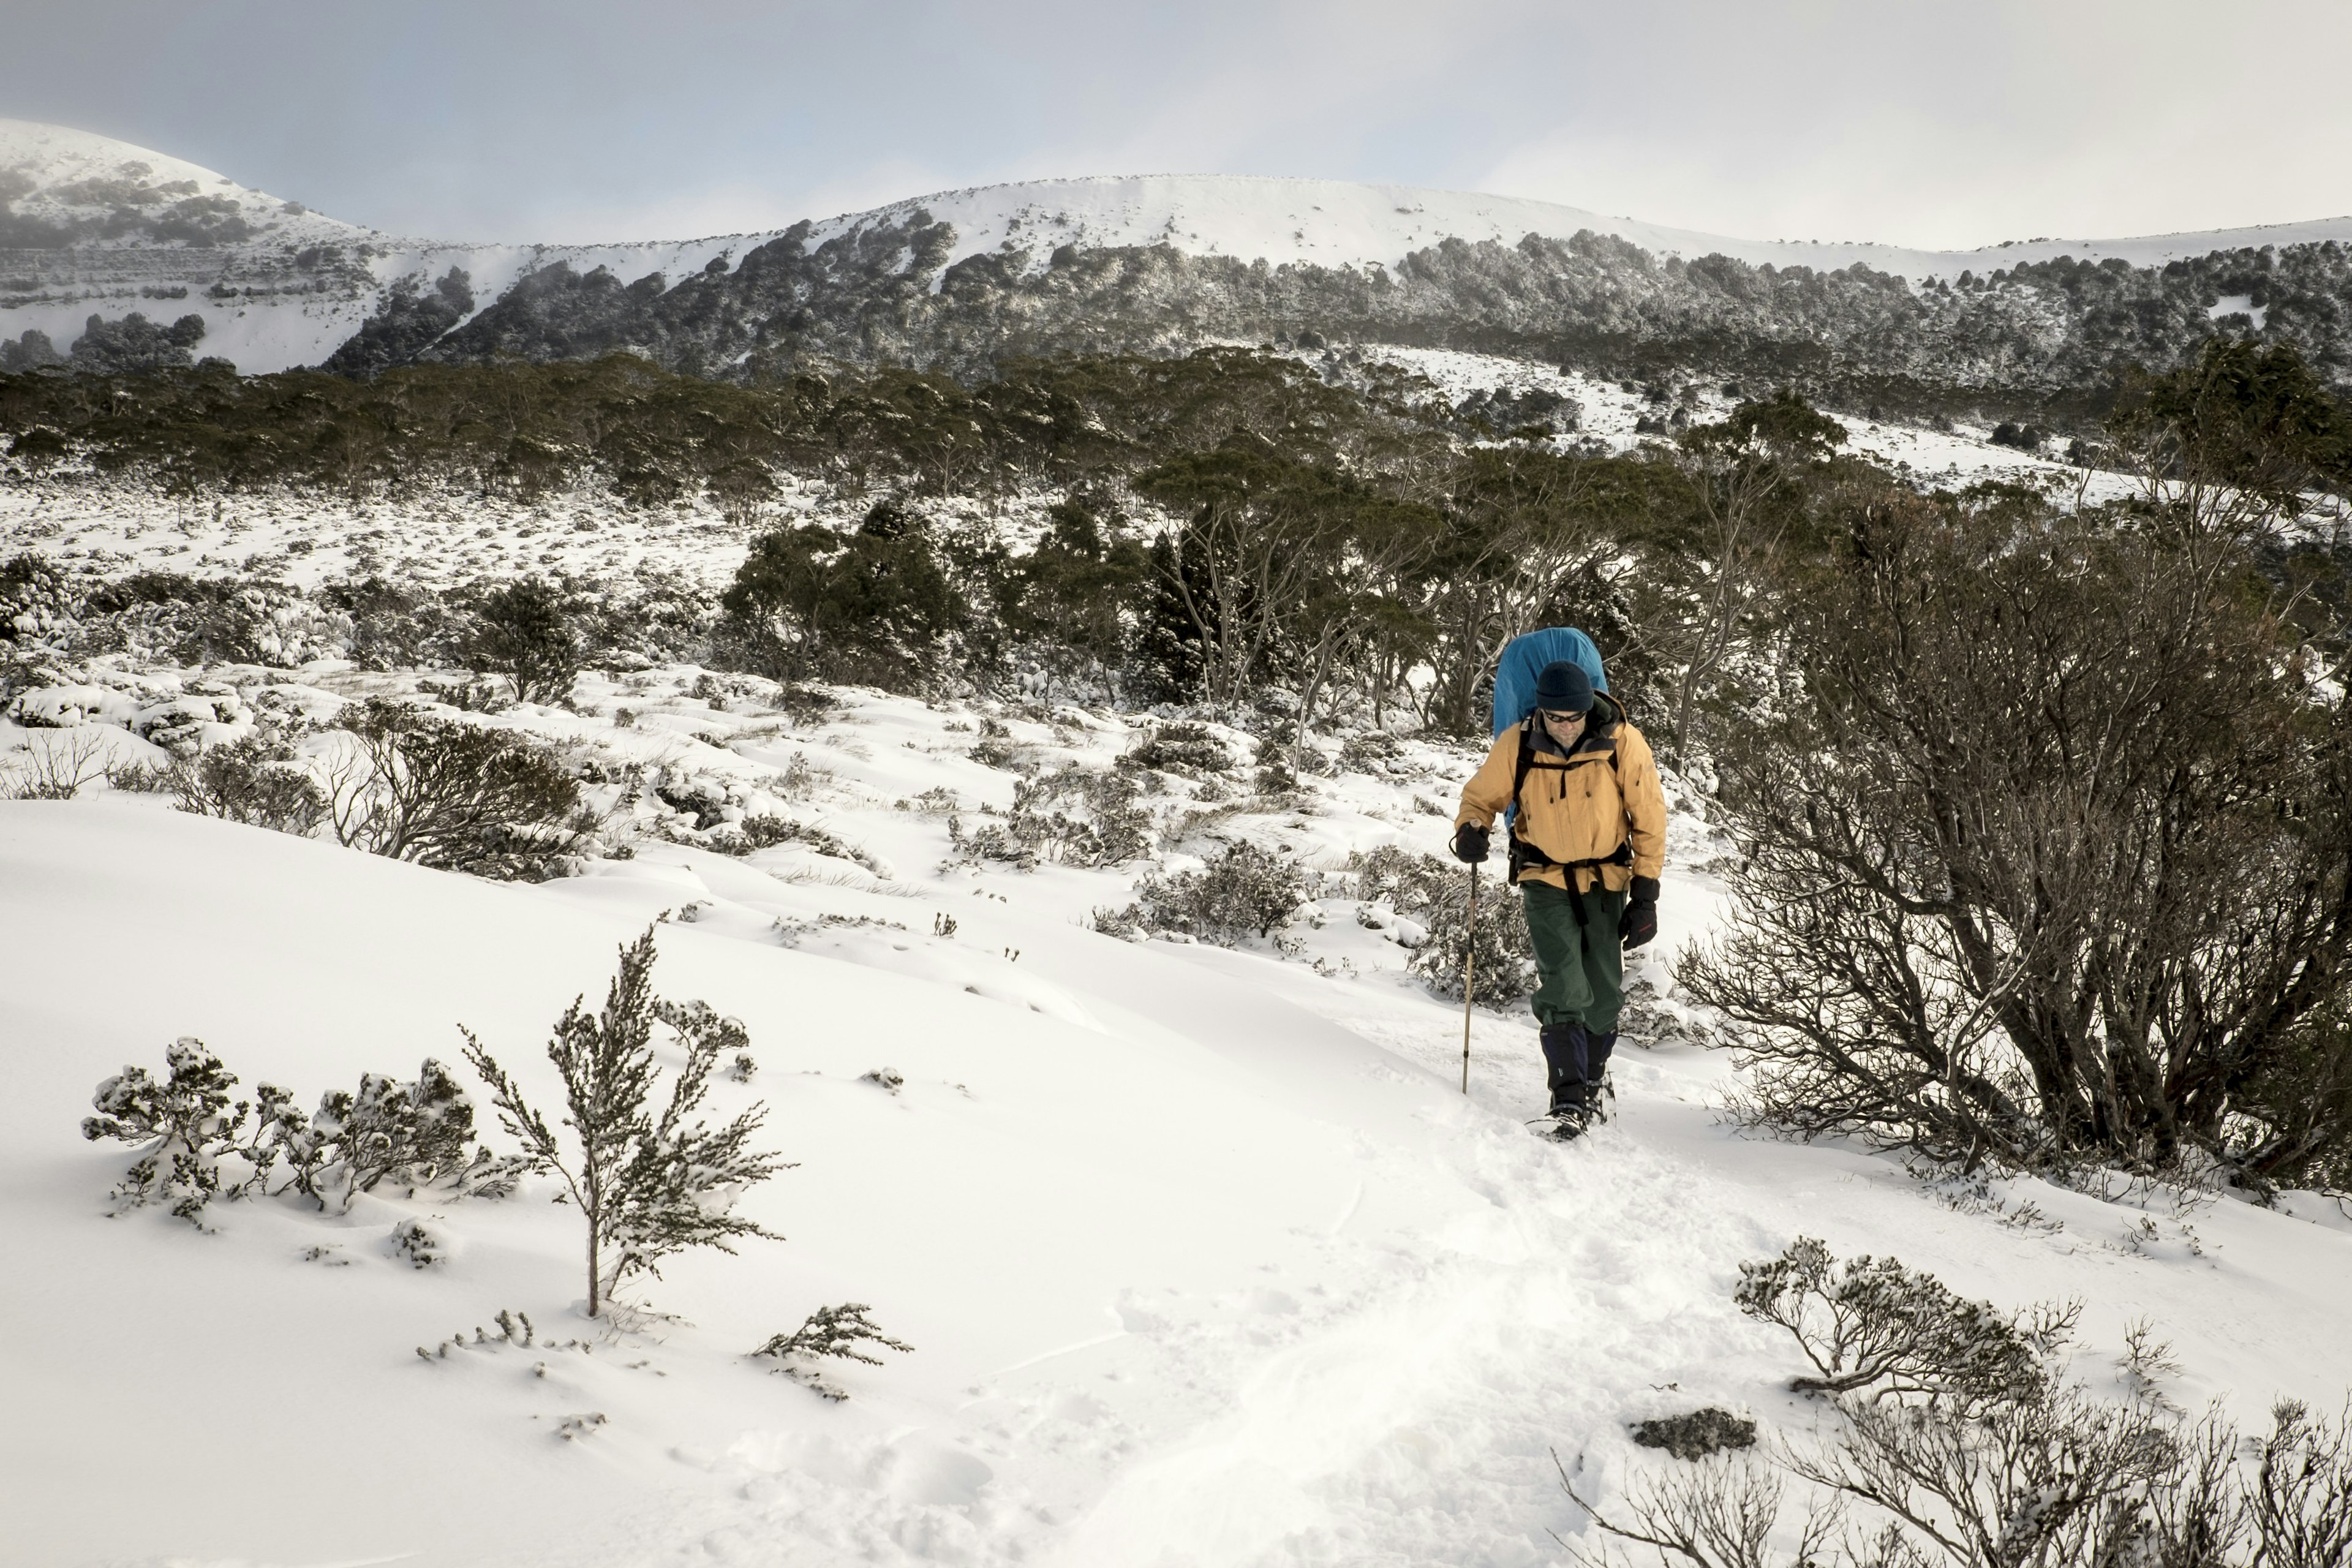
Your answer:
[803,170,2352,285]
[9,119,2352,386]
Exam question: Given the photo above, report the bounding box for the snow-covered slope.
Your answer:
[4,665,2350,1566]
[9,119,2352,377]
[797,171,2352,284]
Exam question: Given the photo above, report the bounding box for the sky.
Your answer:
[2,0,2348,249]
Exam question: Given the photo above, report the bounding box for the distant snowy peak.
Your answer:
[0,118,369,251]
[805,172,2352,284]
[9,119,2352,381]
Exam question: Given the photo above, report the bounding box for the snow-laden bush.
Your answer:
[171,734,330,835]
[81,1038,247,1221]
[1351,845,1537,1007]
[290,1058,494,1210]
[462,928,789,1317]
[82,1042,514,1223]
[1121,720,1233,778]
[1098,840,1306,945]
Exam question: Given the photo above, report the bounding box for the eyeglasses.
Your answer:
[1539,708,1588,724]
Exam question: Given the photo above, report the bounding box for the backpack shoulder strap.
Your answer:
[1510,717,1539,816]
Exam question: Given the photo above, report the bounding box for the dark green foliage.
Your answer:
[170,734,330,835]
[464,577,582,704]
[2108,335,2352,531]
[328,698,584,878]
[0,333,63,375]
[722,500,961,687]
[323,268,475,376]
[67,312,206,375]
[462,928,790,1316]
[752,1303,914,1400]
[999,497,1150,685]
[1629,1409,1757,1461]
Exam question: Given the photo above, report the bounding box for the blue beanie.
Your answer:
[1534,660,1593,713]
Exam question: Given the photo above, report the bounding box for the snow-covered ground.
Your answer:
[1357,346,2143,501]
[0,349,2147,595]
[5,655,2350,1567]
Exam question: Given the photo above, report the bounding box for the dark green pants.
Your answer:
[1522,879,1627,1033]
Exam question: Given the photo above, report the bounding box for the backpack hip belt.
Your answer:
[1509,835,1634,922]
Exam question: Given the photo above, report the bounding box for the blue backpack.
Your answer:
[1490,627,1608,737]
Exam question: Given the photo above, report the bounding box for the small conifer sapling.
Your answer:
[462,928,789,1316]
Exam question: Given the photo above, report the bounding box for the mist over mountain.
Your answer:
[6,118,2351,421]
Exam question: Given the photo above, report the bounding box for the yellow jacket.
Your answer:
[1455,692,1667,892]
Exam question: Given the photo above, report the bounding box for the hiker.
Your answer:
[1450,658,1666,1136]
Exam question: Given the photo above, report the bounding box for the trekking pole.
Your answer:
[1461,862,1479,1094]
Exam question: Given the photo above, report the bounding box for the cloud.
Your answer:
[4,0,2348,246]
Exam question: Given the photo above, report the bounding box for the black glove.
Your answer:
[1451,822,1491,864]
[1621,875,1659,950]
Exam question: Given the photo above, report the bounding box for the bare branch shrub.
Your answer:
[325,698,586,878]
[5,728,110,799]
[1681,484,2352,1186]
[1561,1243,2351,1568]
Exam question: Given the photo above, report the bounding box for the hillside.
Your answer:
[7,121,2352,421]
[8,667,2350,1566]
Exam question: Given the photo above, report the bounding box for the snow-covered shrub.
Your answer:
[462,929,789,1316]
[752,1303,913,1401]
[9,683,139,728]
[85,1041,514,1222]
[134,687,248,754]
[325,699,587,880]
[943,813,1037,872]
[170,734,330,835]
[0,552,86,651]
[386,1216,451,1269]
[1335,729,1408,777]
[1350,845,1537,1007]
[1734,1236,2073,1407]
[81,1039,251,1222]
[1005,761,1154,865]
[293,1058,484,1210]
[318,576,467,672]
[967,714,1028,771]
[1102,840,1306,945]
[1121,720,1231,777]
[76,573,350,668]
